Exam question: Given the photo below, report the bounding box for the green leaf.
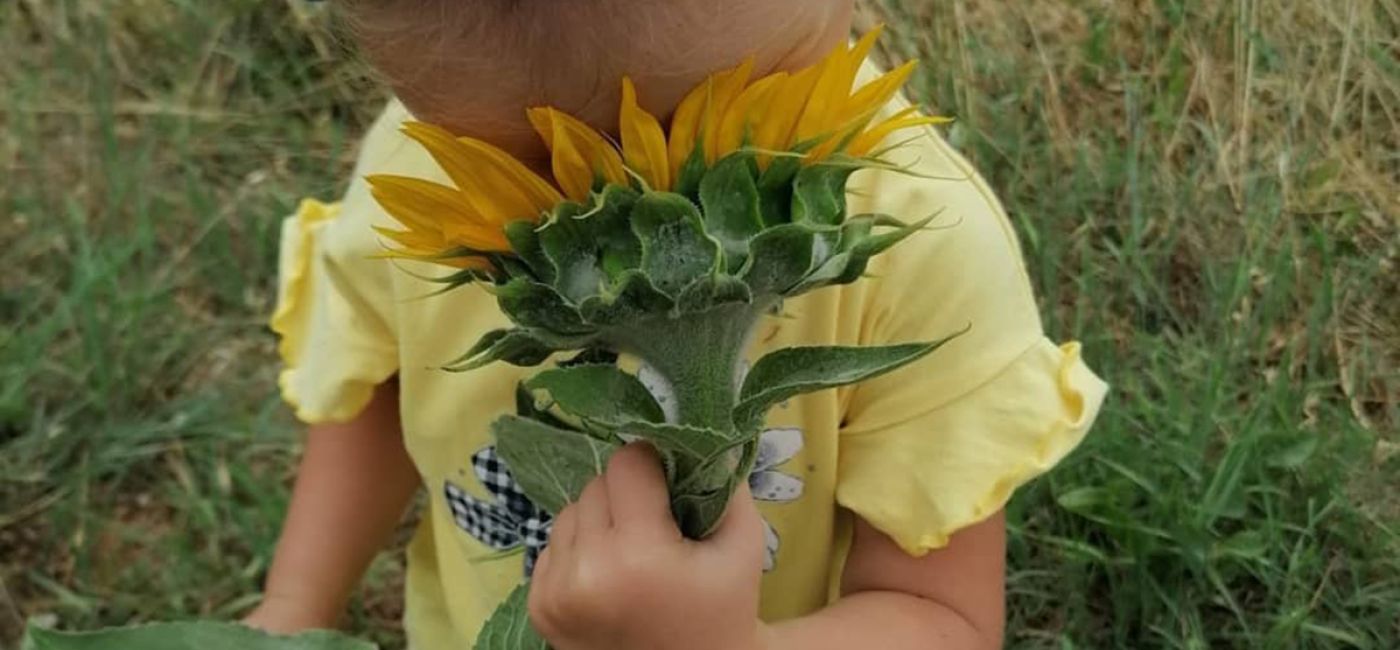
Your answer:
[631,192,721,297]
[577,270,674,326]
[494,278,594,336]
[788,252,852,295]
[674,435,762,538]
[849,215,934,258]
[755,173,793,228]
[673,146,708,199]
[559,348,619,367]
[732,338,959,430]
[673,487,731,540]
[587,184,644,282]
[473,583,549,650]
[493,414,619,515]
[675,273,752,314]
[24,621,376,650]
[526,365,665,427]
[761,154,806,197]
[504,220,556,284]
[514,382,573,431]
[445,329,558,371]
[698,153,764,272]
[537,202,605,303]
[789,164,855,227]
[621,420,740,464]
[740,224,816,296]
[797,215,935,288]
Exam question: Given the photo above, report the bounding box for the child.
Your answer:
[247,0,1107,648]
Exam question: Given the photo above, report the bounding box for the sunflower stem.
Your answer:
[606,300,774,433]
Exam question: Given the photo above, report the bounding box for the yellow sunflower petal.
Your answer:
[368,174,515,252]
[845,109,951,157]
[716,71,787,159]
[795,26,883,145]
[528,107,627,201]
[750,64,822,168]
[667,77,712,180]
[701,58,755,163]
[372,225,446,253]
[398,122,482,197]
[370,235,493,270]
[367,174,479,231]
[400,122,560,224]
[619,77,671,191]
[840,60,919,124]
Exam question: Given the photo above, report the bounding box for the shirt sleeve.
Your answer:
[836,124,1108,556]
[269,100,416,423]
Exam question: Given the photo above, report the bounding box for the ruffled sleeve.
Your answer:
[268,100,424,423]
[270,197,399,423]
[837,339,1106,555]
[835,113,1107,556]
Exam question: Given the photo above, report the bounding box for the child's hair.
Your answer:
[333,0,853,149]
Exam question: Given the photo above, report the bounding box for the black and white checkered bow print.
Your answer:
[444,446,554,575]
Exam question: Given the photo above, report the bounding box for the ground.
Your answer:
[1,1,1396,648]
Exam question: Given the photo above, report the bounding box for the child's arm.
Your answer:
[243,380,420,633]
[766,514,1005,649]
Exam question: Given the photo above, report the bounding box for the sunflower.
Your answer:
[368,25,947,268]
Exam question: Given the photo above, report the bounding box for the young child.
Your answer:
[247,1,1107,648]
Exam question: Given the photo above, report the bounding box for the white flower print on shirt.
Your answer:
[749,426,805,571]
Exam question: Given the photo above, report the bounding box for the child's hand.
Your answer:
[528,444,771,650]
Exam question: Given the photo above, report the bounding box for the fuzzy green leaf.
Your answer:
[621,420,741,464]
[789,252,852,295]
[741,224,816,296]
[504,220,555,284]
[758,155,802,193]
[850,215,934,258]
[24,621,375,650]
[445,329,557,371]
[514,382,573,431]
[527,364,665,427]
[588,184,644,281]
[537,202,605,302]
[673,146,708,199]
[675,273,752,314]
[674,435,762,538]
[786,215,891,294]
[494,278,594,336]
[828,216,934,285]
[493,414,619,515]
[756,156,802,227]
[578,270,674,326]
[732,339,958,430]
[673,487,731,540]
[698,154,764,272]
[473,583,548,650]
[790,164,856,226]
[631,192,721,297]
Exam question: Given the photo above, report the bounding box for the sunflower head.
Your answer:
[368,27,949,368]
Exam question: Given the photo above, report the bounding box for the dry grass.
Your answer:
[2,0,1397,648]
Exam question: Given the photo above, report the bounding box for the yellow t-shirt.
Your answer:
[271,63,1107,650]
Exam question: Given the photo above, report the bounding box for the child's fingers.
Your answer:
[703,481,766,567]
[574,475,613,537]
[603,443,678,538]
[548,502,579,560]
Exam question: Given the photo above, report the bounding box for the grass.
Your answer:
[1,0,1396,648]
